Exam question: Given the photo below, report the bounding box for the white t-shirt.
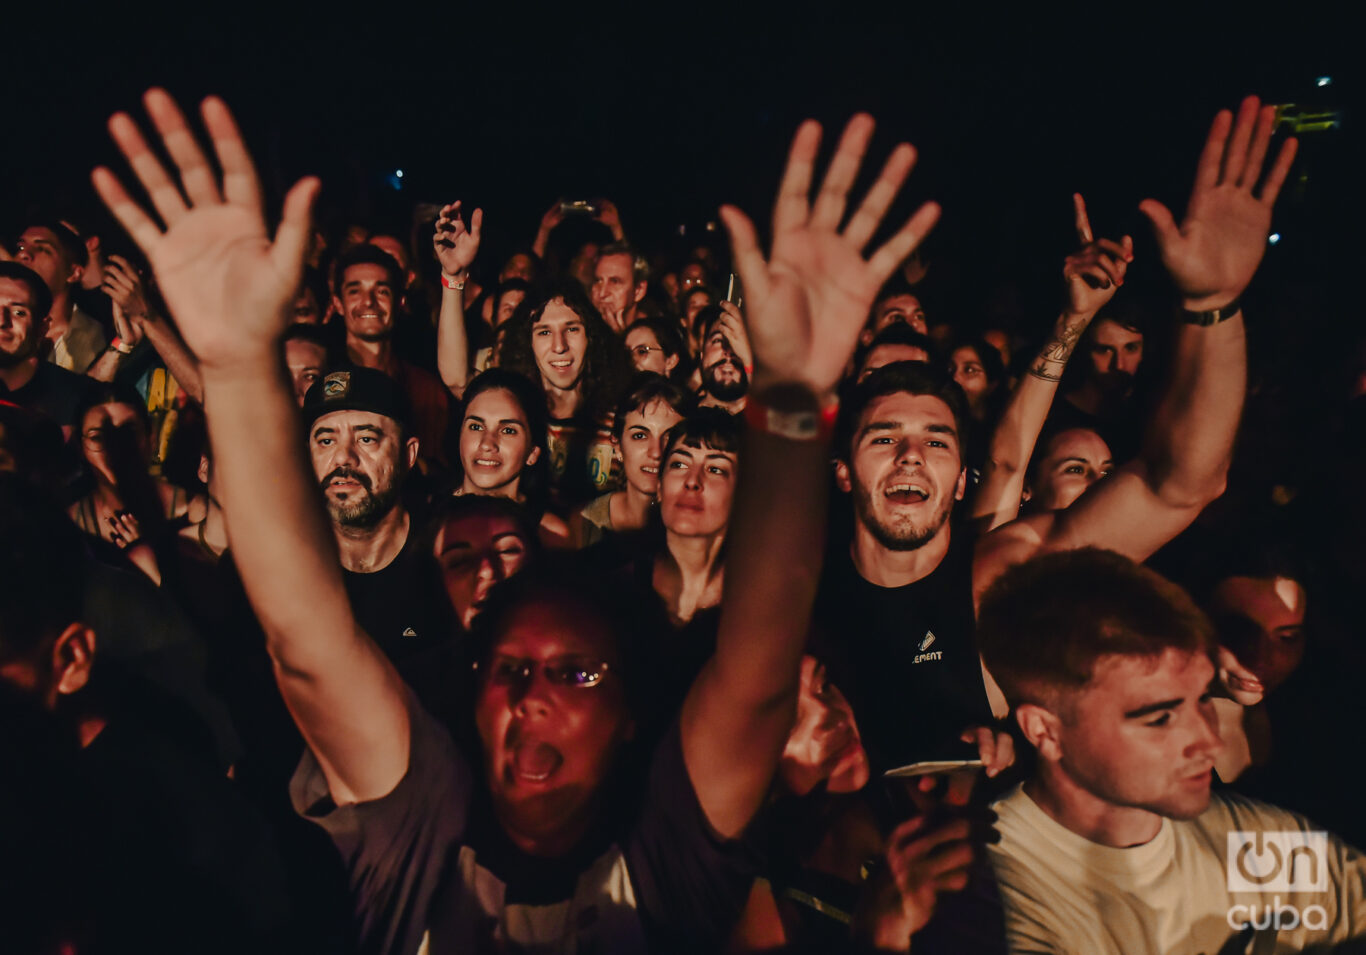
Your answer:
[988,784,1366,954]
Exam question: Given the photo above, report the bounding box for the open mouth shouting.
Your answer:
[883,478,931,505]
[505,726,564,785]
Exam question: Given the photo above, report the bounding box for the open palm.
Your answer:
[1140,96,1297,309]
[433,201,483,277]
[721,115,940,398]
[92,89,318,370]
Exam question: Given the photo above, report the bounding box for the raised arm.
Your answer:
[682,114,940,837]
[531,200,565,260]
[979,97,1297,584]
[972,195,1131,529]
[93,90,410,805]
[433,200,482,398]
[97,254,206,402]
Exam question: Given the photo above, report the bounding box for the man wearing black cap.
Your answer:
[303,367,452,658]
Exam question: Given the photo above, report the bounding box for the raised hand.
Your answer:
[1139,96,1297,310]
[102,254,152,348]
[538,200,566,236]
[593,198,624,240]
[714,300,753,373]
[433,201,483,279]
[720,114,940,400]
[1064,193,1133,318]
[91,89,319,371]
[852,808,978,946]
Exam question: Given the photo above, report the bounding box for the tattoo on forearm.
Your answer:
[1028,359,1063,382]
[1027,319,1086,382]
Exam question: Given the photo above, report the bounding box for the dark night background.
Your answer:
[3,4,1359,343]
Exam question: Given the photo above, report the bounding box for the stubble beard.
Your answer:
[853,478,952,553]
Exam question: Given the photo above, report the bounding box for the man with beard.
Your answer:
[696,302,752,413]
[333,245,450,468]
[1044,303,1147,462]
[93,90,941,953]
[304,367,452,659]
[0,261,94,437]
[817,96,1298,777]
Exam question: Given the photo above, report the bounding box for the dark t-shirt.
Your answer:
[343,519,457,664]
[84,697,296,952]
[290,702,754,954]
[1043,393,1143,465]
[395,359,451,467]
[2,360,95,429]
[812,530,993,770]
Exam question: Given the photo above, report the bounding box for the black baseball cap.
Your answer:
[302,366,411,431]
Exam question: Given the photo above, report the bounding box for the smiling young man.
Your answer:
[333,245,450,467]
[978,548,1366,954]
[818,360,996,769]
[0,261,94,436]
[820,97,1301,778]
[499,281,629,506]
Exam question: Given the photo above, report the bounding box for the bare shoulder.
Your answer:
[972,511,1057,606]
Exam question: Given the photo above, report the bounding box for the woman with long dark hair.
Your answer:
[449,367,569,546]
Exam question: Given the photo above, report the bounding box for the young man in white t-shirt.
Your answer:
[977,547,1366,954]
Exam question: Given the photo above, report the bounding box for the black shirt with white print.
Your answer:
[812,527,994,770]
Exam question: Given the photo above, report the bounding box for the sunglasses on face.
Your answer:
[476,654,612,689]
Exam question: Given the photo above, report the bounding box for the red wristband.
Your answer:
[743,395,838,442]
[441,273,467,291]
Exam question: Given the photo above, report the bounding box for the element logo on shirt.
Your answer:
[913,630,942,664]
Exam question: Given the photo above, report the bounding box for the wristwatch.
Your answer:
[1181,296,1241,326]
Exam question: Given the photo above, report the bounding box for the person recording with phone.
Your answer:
[694,301,752,413]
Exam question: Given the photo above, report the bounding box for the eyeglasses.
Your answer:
[475,654,612,689]
[630,344,664,358]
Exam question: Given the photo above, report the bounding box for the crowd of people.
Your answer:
[2,84,1365,954]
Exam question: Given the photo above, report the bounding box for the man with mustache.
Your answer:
[304,366,451,658]
[93,91,941,953]
[696,302,752,413]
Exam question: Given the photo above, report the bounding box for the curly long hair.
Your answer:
[497,279,630,423]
